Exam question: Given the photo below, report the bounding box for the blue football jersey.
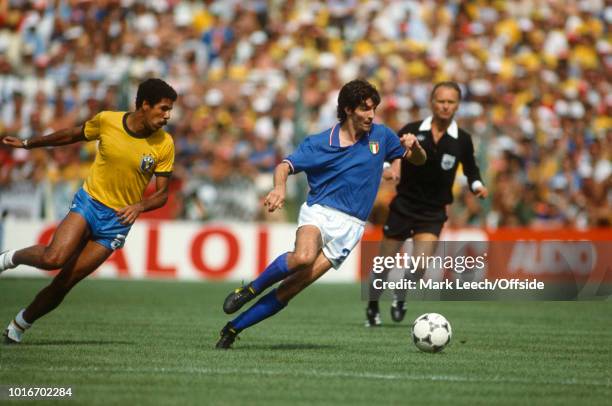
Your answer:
[284,123,405,221]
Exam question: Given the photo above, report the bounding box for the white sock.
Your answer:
[2,249,16,268]
[14,309,32,330]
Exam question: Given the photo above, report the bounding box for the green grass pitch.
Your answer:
[1,278,611,405]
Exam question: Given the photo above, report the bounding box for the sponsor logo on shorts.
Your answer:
[110,234,126,250]
[338,248,351,262]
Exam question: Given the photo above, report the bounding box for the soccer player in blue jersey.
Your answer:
[216,79,426,348]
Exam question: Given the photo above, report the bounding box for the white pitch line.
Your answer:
[4,366,611,388]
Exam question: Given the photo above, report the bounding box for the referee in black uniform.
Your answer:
[366,81,488,326]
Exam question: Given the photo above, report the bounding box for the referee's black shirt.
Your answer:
[394,117,484,215]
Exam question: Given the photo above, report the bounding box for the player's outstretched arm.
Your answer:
[264,161,291,213]
[116,175,170,225]
[400,133,427,165]
[1,126,85,149]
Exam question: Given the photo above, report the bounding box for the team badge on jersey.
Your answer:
[369,141,380,155]
[441,153,456,170]
[140,154,155,173]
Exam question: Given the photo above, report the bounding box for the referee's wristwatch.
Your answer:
[22,139,30,149]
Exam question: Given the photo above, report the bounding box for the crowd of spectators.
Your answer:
[0,0,609,229]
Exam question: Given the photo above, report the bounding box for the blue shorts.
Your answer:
[70,188,132,250]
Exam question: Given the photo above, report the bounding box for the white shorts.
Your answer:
[297,203,365,269]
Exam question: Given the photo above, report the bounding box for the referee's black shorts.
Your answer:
[383,198,447,240]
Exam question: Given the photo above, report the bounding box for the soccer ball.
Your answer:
[411,313,452,353]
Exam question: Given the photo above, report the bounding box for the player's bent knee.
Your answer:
[40,249,69,269]
[291,251,317,268]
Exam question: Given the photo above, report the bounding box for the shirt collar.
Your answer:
[330,123,369,147]
[329,123,339,146]
[419,116,459,139]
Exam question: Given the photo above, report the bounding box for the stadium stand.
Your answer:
[0,0,609,228]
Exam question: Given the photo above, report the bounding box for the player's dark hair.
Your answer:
[430,81,462,100]
[136,78,177,109]
[337,79,380,123]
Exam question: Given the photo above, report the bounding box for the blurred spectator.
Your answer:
[0,0,609,229]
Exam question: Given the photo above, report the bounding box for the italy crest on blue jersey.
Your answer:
[369,141,379,154]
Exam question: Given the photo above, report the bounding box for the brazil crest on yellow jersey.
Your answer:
[82,111,174,210]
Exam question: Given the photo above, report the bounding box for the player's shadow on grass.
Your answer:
[243,343,339,351]
[378,324,407,329]
[346,322,406,329]
[25,340,135,346]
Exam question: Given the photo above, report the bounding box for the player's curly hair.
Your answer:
[337,79,380,123]
[136,78,178,109]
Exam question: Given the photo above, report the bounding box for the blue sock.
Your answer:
[251,252,291,293]
[231,289,286,331]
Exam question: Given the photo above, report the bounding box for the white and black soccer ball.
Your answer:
[411,313,452,353]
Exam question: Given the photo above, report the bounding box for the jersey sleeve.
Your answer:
[460,134,483,191]
[385,126,405,161]
[154,137,175,177]
[83,112,103,141]
[283,137,316,174]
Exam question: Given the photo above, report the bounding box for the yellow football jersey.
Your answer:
[82,111,174,210]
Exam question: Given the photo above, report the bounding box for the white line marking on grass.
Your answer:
[5,366,610,388]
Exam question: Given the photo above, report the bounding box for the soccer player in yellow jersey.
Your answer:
[0,78,177,344]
